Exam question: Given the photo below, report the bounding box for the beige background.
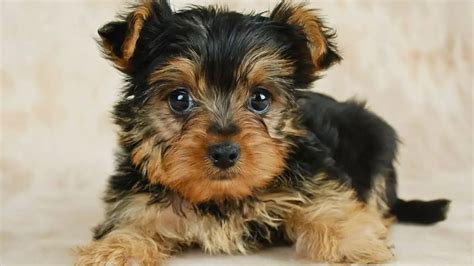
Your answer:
[1,0,472,265]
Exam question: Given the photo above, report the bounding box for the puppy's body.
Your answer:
[77,1,449,264]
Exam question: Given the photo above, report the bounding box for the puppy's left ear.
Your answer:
[270,1,342,71]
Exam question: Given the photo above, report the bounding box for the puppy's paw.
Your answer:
[76,247,164,266]
[337,237,394,263]
[75,244,163,266]
[296,228,393,264]
[335,218,394,263]
[75,229,167,266]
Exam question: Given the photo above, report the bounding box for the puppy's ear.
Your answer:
[270,1,341,71]
[98,0,171,73]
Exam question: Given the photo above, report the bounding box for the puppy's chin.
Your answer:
[209,173,235,181]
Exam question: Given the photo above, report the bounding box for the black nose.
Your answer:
[208,142,240,169]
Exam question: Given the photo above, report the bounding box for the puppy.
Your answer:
[76,0,450,264]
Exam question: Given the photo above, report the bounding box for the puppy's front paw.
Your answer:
[337,235,394,263]
[76,243,162,266]
[75,229,167,266]
[295,224,394,264]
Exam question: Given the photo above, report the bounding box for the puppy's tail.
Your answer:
[390,198,450,224]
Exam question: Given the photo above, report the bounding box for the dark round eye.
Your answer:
[248,87,271,114]
[168,89,193,114]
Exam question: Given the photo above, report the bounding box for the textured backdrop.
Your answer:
[1,0,472,264]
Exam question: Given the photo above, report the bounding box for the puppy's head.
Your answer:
[99,0,341,203]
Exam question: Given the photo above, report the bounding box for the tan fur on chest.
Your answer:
[111,192,305,254]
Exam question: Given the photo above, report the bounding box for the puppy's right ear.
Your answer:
[98,0,171,73]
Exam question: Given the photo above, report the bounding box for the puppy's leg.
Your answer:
[286,183,393,263]
[76,227,172,265]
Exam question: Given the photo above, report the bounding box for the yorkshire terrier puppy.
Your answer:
[77,0,450,264]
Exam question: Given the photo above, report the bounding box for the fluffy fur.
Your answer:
[76,0,450,264]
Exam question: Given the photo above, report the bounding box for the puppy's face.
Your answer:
[99,0,340,203]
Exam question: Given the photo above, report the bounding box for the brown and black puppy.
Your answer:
[76,0,449,264]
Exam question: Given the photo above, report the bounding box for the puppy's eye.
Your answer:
[168,88,194,114]
[248,87,271,114]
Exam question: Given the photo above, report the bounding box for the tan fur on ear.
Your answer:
[99,1,153,72]
[287,6,328,67]
[122,2,152,61]
[271,1,341,70]
[100,41,128,72]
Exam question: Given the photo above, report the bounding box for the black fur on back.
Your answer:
[297,91,400,204]
[296,91,449,224]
